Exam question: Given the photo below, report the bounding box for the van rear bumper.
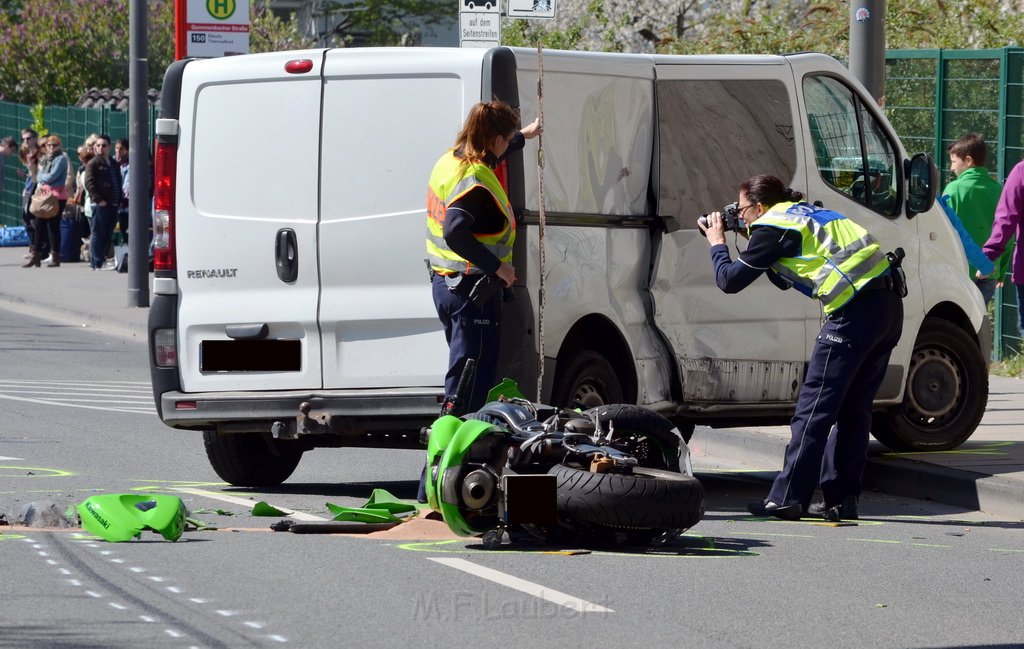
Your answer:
[158,388,443,448]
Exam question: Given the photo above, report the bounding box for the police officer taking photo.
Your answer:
[697,174,905,521]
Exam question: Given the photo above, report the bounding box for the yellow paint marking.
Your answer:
[734,531,815,539]
[0,466,74,478]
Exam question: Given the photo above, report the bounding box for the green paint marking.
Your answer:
[0,466,74,478]
[881,440,1013,458]
[0,533,27,541]
[394,538,758,558]
[990,548,1024,553]
[910,543,950,548]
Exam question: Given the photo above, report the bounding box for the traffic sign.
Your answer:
[507,0,555,19]
[459,1,501,48]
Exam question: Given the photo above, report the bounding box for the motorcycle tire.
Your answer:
[585,404,683,471]
[549,464,705,536]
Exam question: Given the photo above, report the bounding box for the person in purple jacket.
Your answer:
[983,160,1024,335]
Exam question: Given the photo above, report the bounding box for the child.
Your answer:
[943,133,1007,305]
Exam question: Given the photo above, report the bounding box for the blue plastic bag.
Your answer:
[0,226,30,247]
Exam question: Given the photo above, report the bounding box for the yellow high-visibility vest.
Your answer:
[752,201,889,314]
[426,151,515,275]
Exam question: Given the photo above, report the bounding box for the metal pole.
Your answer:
[849,0,886,105]
[128,0,150,307]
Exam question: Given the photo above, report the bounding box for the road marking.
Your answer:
[0,393,155,415]
[0,466,73,478]
[171,488,327,522]
[0,455,22,461]
[427,557,614,614]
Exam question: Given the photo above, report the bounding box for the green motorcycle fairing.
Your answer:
[431,418,511,536]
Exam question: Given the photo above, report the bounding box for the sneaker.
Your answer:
[746,498,804,521]
[808,495,859,521]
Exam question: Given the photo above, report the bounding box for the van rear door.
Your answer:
[175,52,324,392]
[317,49,481,389]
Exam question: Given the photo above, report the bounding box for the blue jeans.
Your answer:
[90,203,117,269]
[975,277,997,306]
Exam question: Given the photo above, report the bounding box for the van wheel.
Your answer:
[203,431,303,487]
[872,318,988,451]
[551,349,623,409]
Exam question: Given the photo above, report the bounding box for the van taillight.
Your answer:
[153,140,177,271]
[154,328,177,367]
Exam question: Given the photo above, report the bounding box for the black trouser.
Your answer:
[31,200,67,259]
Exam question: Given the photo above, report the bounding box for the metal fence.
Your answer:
[886,47,1024,360]
[0,100,158,229]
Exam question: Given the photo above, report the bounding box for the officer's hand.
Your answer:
[975,269,993,280]
[520,118,542,140]
[698,212,727,246]
[496,262,516,288]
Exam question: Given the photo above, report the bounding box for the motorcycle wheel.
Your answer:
[549,464,704,538]
[585,404,683,471]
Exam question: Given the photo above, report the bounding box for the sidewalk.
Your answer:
[0,245,148,340]
[2,245,1023,519]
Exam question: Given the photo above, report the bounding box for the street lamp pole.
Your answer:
[128,0,150,307]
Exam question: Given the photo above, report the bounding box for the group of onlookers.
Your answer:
[13,127,129,270]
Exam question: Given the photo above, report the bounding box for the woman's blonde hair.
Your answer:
[453,100,520,166]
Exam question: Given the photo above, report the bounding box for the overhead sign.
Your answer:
[459,0,501,48]
[507,0,556,19]
[176,0,250,59]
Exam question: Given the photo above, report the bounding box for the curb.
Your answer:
[0,289,147,340]
[692,427,1024,521]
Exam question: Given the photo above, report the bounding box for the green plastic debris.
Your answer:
[325,502,401,523]
[251,501,288,517]
[322,489,423,523]
[486,378,527,403]
[364,489,418,515]
[77,494,187,543]
[190,508,236,516]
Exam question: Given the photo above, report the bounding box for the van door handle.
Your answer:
[276,229,298,283]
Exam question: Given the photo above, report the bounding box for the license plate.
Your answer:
[200,340,301,372]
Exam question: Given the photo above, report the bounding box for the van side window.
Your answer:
[803,75,900,217]
[657,79,797,228]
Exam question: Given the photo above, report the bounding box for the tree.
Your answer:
[0,0,313,105]
[502,0,1024,56]
[312,0,454,47]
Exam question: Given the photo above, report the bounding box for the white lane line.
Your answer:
[267,635,288,643]
[165,629,184,638]
[0,393,155,415]
[427,557,614,614]
[171,488,327,522]
[0,455,23,461]
[109,602,128,610]
[139,615,156,623]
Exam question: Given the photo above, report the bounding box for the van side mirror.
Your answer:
[905,153,938,218]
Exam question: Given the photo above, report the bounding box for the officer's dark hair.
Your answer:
[741,175,804,207]
[948,133,987,167]
[453,100,519,167]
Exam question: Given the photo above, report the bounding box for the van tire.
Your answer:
[549,464,704,535]
[872,318,988,451]
[584,404,683,471]
[203,431,303,487]
[551,349,623,409]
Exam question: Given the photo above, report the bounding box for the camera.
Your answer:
[698,202,745,236]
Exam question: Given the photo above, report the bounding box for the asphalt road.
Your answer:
[2,305,1023,649]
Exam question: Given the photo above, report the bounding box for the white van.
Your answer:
[148,46,990,486]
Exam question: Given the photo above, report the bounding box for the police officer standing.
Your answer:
[698,175,904,521]
[425,100,540,411]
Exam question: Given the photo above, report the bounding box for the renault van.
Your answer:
[148,46,989,485]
